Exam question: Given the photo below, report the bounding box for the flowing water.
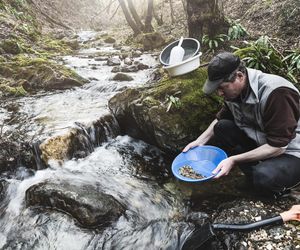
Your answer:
[0,31,196,249]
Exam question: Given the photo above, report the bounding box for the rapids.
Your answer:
[0,31,195,249]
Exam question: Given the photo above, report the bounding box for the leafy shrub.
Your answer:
[283,50,300,83]
[233,36,299,83]
[202,34,228,53]
[227,20,248,40]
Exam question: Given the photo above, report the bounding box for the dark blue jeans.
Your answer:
[208,119,300,195]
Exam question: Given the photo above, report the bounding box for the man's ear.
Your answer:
[236,71,244,78]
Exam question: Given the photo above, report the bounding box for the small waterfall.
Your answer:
[88,114,120,146]
[72,113,121,159]
[32,141,47,170]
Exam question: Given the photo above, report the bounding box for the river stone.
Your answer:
[95,56,109,61]
[0,138,36,173]
[111,73,133,81]
[16,64,88,92]
[136,62,149,70]
[124,57,133,65]
[107,56,121,66]
[40,114,120,164]
[25,180,125,228]
[132,50,143,57]
[104,37,116,43]
[111,66,121,73]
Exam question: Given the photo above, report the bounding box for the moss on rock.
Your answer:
[109,67,222,152]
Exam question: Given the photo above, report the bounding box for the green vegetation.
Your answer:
[164,92,182,112]
[227,20,248,40]
[201,34,228,53]
[233,36,299,84]
[0,0,83,96]
[151,68,222,134]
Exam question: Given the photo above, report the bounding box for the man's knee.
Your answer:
[252,164,278,192]
[213,119,236,136]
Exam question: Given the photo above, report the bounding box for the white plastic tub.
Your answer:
[163,53,202,77]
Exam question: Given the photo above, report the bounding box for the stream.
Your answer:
[0,31,198,249]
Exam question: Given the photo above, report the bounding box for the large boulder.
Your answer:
[0,56,88,95]
[108,68,222,153]
[25,180,125,228]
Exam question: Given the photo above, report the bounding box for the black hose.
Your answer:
[212,215,283,232]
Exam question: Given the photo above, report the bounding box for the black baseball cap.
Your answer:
[203,52,241,94]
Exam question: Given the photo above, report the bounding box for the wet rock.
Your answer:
[104,37,116,43]
[111,66,121,73]
[111,65,139,73]
[95,56,109,61]
[132,50,143,58]
[136,62,149,70]
[40,128,93,164]
[124,57,133,65]
[25,180,125,228]
[108,68,217,153]
[40,114,120,163]
[0,139,36,173]
[0,179,8,202]
[17,64,87,91]
[107,56,121,66]
[111,73,133,81]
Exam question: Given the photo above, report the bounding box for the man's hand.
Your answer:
[212,157,236,178]
[182,140,202,152]
[280,205,300,222]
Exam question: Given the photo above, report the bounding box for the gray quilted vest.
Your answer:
[225,68,300,158]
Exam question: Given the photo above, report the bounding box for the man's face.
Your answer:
[216,72,245,100]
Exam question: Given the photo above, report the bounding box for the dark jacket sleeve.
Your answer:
[263,87,300,147]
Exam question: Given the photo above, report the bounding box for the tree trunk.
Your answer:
[127,0,145,31]
[169,0,175,24]
[181,0,187,12]
[153,6,163,26]
[118,0,141,35]
[144,0,154,32]
[186,0,228,39]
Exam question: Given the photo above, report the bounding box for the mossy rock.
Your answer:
[109,67,222,153]
[1,55,88,92]
[0,39,22,54]
[111,73,134,81]
[138,32,166,51]
[104,37,116,44]
[0,84,27,96]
